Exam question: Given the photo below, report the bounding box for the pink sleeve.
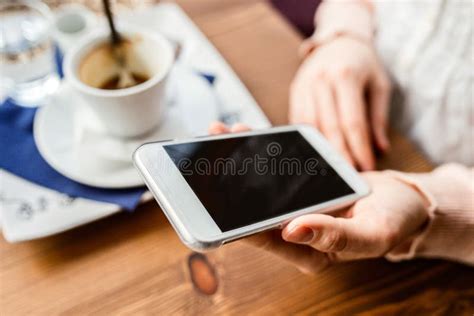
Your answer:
[386,164,474,265]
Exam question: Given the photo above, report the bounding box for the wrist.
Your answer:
[382,170,437,261]
[381,165,474,264]
[300,0,375,58]
[387,172,434,215]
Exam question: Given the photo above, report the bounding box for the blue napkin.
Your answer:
[0,98,146,211]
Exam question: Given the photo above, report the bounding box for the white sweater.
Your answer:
[374,0,473,166]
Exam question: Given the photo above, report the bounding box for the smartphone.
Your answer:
[133,125,370,251]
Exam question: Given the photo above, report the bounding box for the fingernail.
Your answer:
[285,226,315,244]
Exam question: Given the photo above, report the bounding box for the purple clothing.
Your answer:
[270,0,321,37]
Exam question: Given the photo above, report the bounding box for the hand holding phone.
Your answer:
[208,124,430,274]
[134,125,370,251]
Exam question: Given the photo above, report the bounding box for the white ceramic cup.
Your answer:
[64,26,174,138]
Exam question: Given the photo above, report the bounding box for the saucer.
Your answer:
[34,66,219,188]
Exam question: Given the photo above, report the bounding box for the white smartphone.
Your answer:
[133,125,370,251]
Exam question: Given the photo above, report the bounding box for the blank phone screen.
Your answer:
[164,131,354,232]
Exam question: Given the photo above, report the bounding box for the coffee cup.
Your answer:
[64,26,174,138]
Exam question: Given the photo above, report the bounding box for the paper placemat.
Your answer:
[0,3,270,242]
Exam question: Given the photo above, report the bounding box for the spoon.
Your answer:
[102,0,136,88]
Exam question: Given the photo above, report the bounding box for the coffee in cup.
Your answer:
[64,26,174,138]
[78,38,151,90]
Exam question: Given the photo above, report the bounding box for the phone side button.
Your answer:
[153,139,174,143]
[222,235,248,245]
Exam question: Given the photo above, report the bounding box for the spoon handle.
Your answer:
[102,0,121,45]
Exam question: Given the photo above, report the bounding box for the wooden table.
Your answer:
[1,1,473,315]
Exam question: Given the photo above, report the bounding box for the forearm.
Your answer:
[301,0,375,57]
[386,164,474,265]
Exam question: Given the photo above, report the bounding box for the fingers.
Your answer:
[282,213,376,260]
[292,65,376,170]
[334,78,375,171]
[313,81,354,166]
[289,69,319,127]
[290,68,356,166]
[230,123,251,133]
[208,121,230,135]
[369,74,391,153]
[208,122,250,135]
[244,230,331,274]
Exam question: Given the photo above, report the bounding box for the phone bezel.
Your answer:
[133,125,370,250]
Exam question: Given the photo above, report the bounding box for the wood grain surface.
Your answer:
[1,1,473,315]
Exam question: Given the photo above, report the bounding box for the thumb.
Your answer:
[282,214,371,255]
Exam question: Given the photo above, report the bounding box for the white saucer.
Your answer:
[34,66,219,188]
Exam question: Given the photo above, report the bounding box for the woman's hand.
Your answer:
[290,37,391,171]
[208,122,429,274]
[274,172,429,273]
[241,172,429,274]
